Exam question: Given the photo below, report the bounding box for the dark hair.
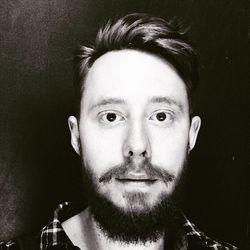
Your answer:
[73,13,199,115]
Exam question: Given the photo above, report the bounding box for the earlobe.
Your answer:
[68,116,80,155]
[188,116,201,151]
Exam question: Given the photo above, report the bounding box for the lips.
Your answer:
[115,172,158,184]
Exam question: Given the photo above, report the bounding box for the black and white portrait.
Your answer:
[0,1,248,249]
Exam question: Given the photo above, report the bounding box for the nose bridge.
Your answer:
[123,118,150,158]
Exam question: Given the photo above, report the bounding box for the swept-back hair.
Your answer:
[73,13,199,115]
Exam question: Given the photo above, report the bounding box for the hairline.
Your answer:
[77,48,193,119]
[73,13,198,118]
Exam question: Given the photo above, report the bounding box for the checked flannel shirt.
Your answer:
[0,202,238,250]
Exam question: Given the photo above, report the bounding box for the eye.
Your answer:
[99,111,125,124]
[149,111,174,124]
[156,112,167,121]
[106,113,117,122]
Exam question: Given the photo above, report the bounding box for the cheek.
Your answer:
[150,126,189,174]
[79,122,124,174]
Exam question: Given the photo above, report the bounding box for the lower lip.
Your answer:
[115,179,157,188]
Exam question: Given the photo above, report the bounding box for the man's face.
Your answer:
[69,49,200,214]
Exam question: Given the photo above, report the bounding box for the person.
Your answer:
[1,13,238,250]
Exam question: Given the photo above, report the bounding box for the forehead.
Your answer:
[82,49,188,110]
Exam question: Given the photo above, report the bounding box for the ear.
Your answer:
[68,116,80,155]
[188,116,201,151]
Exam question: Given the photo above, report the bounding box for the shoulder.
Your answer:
[0,233,39,250]
[183,216,238,250]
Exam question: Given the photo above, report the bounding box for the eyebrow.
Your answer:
[150,96,184,112]
[89,96,184,112]
[89,98,126,111]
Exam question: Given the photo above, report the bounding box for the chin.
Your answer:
[89,188,180,244]
[118,190,167,212]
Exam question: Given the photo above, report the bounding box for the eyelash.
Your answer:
[98,111,125,125]
[149,110,174,123]
[97,107,175,125]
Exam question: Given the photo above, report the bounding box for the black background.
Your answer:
[0,0,249,249]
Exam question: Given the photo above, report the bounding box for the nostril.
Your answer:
[129,151,133,156]
[128,150,147,158]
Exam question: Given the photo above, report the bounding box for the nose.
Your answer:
[123,121,151,159]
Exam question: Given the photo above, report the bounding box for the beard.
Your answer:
[79,147,188,245]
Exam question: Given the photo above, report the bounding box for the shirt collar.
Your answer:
[39,202,237,250]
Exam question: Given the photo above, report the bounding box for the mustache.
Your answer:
[99,158,175,184]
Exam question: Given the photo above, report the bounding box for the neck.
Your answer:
[62,207,165,250]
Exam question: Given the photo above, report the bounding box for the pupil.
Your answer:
[156,112,166,121]
[107,113,116,122]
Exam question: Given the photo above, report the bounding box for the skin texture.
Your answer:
[67,49,201,249]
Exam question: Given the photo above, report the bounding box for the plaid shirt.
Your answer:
[0,202,238,250]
